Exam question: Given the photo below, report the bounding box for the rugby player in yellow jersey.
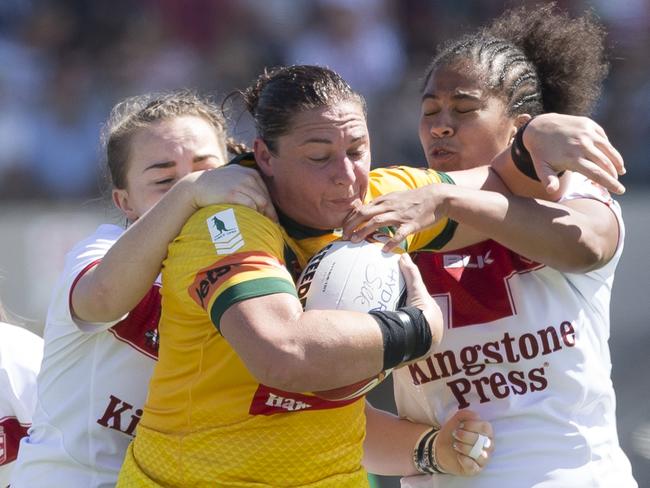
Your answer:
[117,65,622,488]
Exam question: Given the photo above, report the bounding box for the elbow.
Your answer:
[557,240,610,273]
[246,337,308,392]
[72,279,123,323]
[575,245,610,273]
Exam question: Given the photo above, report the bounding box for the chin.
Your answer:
[426,158,456,172]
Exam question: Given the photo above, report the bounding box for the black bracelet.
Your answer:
[511,118,565,181]
[370,306,432,371]
[413,428,446,475]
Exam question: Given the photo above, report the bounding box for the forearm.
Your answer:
[72,180,197,322]
[490,147,567,201]
[223,302,386,392]
[287,309,386,391]
[443,186,613,271]
[364,402,428,476]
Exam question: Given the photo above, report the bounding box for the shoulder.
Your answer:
[181,205,280,238]
[369,165,449,196]
[64,224,124,265]
[165,206,288,293]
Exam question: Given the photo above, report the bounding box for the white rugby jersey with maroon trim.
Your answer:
[10,225,160,488]
[396,175,637,488]
[0,322,42,487]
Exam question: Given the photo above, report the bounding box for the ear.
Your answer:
[112,188,138,222]
[508,114,532,143]
[253,138,274,177]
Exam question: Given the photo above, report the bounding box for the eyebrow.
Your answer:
[142,154,222,173]
[421,91,483,102]
[298,135,367,146]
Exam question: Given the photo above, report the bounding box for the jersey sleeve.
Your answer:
[560,173,625,283]
[56,225,127,334]
[368,166,458,251]
[163,205,298,333]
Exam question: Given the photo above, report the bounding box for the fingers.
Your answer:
[574,158,625,195]
[585,120,625,175]
[593,137,625,176]
[342,204,383,240]
[449,408,480,423]
[398,253,418,282]
[452,430,493,470]
[535,161,561,194]
[448,410,494,474]
[399,254,424,303]
[581,138,619,179]
[381,224,414,252]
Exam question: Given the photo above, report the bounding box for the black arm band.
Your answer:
[369,306,432,371]
[511,118,564,181]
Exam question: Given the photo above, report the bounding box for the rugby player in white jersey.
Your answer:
[0,300,42,487]
[10,91,276,488]
[350,6,636,488]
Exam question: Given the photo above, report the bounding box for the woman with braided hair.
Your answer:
[350,4,637,487]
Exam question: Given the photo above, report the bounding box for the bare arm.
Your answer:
[364,403,494,476]
[220,254,443,392]
[493,113,625,198]
[440,186,620,272]
[343,113,623,270]
[72,166,276,323]
[343,180,618,273]
[364,402,429,476]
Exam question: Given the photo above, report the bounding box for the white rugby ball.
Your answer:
[297,239,406,313]
[296,239,405,401]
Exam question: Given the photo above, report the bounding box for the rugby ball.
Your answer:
[296,238,405,401]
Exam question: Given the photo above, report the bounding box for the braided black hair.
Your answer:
[423,3,608,117]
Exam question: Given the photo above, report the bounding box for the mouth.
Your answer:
[328,195,361,208]
[428,146,457,162]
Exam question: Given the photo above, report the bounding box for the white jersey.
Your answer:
[10,225,160,488]
[0,323,42,488]
[396,175,637,488]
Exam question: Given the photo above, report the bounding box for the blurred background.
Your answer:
[0,1,648,486]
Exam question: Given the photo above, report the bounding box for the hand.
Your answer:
[524,113,625,195]
[436,410,494,476]
[183,166,278,221]
[399,253,443,349]
[342,185,451,252]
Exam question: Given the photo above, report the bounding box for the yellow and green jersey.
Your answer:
[117,156,455,488]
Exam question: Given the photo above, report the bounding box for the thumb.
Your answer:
[537,162,560,194]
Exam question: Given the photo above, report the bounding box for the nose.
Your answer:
[428,113,455,138]
[176,157,195,179]
[331,155,357,186]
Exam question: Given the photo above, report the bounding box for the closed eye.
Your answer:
[155,178,175,185]
[308,156,329,163]
[456,106,480,114]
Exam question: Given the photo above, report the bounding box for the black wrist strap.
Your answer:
[511,118,564,181]
[370,306,432,371]
[511,119,539,181]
